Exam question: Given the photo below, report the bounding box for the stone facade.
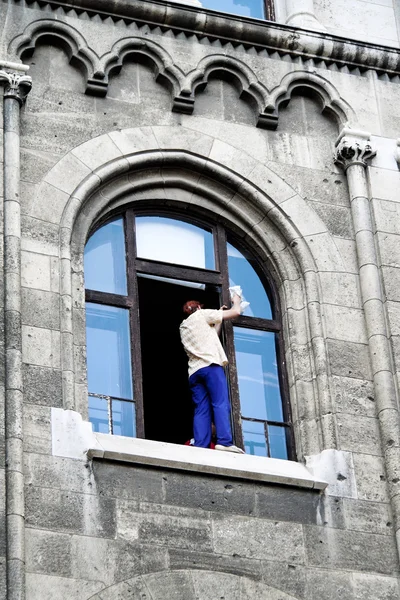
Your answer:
[1,0,400,598]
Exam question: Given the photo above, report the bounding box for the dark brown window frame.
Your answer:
[85,206,294,459]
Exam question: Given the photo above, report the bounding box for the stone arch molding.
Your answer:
[32,125,346,457]
[86,569,300,599]
[9,20,354,126]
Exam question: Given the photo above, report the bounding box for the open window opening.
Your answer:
[84,208,293,459]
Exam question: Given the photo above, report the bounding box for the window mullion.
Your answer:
[216,224,244,450]
[125,209,145,438]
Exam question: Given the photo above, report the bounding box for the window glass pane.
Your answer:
[201,0,264,19]
[84,218,127,295]
[268,425,288,460]
[234,328,283,422]
[86,303,133,400]
[136,216,215,270]
[227,242,272,319]
[88,396,109,434]
[243,420,267,456]
[112,400,136,437]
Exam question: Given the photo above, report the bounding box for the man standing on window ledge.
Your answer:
[180,295,245,454]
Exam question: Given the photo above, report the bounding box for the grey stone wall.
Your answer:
[1,0,400,598]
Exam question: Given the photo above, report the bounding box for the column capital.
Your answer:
[0,70,32,105]
[334,128,376,171]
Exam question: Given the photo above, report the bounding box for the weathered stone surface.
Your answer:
[25,486,116,538]
[23,404,52,455]
[336,413,382,456]
[304,525,399,574]
[116,501,213,552]
[331,375,375,417]
[25,529,72,578]
[26,573,104,600]
[212,515,305,564]
[21,288,60,330]
[92,461,164,504]
[327,339,372,380]
[342,498,392,537]
[164,471,257,516]
[168,548,262,581]
[352,453,389,503]
[22,364,62,408]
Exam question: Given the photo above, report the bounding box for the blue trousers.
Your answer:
[189,364,233,448]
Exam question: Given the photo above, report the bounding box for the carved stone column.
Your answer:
[0,64,32,600]
[285,0,326,31]
[335,128,400,560]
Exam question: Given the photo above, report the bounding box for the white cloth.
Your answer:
[179,309,228,377]
[229,285,250,313]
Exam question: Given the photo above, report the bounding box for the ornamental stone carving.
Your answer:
[334,129,376,171]
[0,70,32,104]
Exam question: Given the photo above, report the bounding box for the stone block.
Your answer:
[146,570,196,600]
[24,454,94,495]
[23,404,52,455]
[168,548,261,580]
[97,578,150,600]
[117,501,213,551]
[304,525,399,574]
[331,375,375,417]
[21,288,60,330]
[108,126,159,156]
[25,573,103,600]
[212,515,305,564]
[327,339,372,380]
[260,561,306,599]
[25,529,72,577]
[337,413,382,456]
[382,266,400,302]
[343,498,392,536]
[70,535,167,585]
[21,252,57,292]
[310,202,353,238]
[353,452,389,503]
[22,325,60,369]
[191,569,241,600]
[21,216,59,257]
[92,461,164,504]
[26,486,116,538]
[373,198,400,236]
[163,471,256,516]
[0,556,5,600]
[305,568,353,600]
[352,573,400,600]
[304,232,346,272]
[29,182,70,225]
[387,301,400,336]
[324,304,367,344]
[256,486,321,525]
[332,237,359,274]
[20,148,58,186]
[22,364,62,408]
[318,272,360,309]
[71,134,123,172]
[377,232,400,268]
[369,167,400,203]
[195,78,255,127]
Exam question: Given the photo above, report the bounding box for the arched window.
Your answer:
[197,0,275,21]
[84,209,292,459]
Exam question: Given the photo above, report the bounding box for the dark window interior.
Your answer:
[138,276,220,445]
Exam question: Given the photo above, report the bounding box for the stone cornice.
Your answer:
[22,0,400,76]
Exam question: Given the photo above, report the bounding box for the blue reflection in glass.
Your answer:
[243,420,267,456]
[84,218,127,295]
[112,400,136,438]
[89,395,109,434]
[234,328,283,422]
[136,216,215,270]
[202,0,264,19]
[268,426,288,460]
[86,303,133,400]
[227,243,272,319]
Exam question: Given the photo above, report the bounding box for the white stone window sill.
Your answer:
[51,408,327,490]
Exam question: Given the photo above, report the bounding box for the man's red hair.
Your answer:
[182,300,203,315]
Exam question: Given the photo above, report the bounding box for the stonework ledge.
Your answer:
[51,408,327,490]
[23,0,400,75]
